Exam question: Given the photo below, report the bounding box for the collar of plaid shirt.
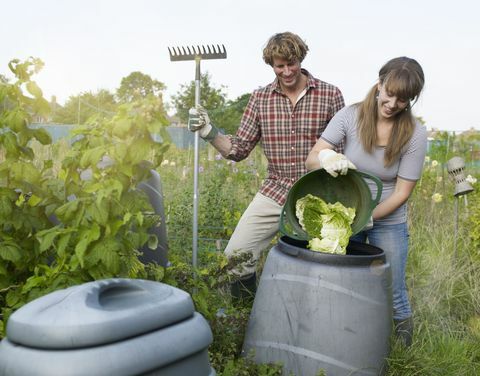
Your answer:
[270,68,317,95]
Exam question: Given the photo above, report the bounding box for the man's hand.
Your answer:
[188,106,212,138]
[318,149,356,177]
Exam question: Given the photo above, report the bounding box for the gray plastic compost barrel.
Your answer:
[0,279,215,376]
[243,237,392,376]
[137,169,169,267]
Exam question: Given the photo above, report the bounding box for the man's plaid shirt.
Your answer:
[227,69,345,205]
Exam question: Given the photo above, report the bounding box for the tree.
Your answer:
[116,72,165,103]
[52,89,118,125]
[171,72,227,124]
[211,93,251,135]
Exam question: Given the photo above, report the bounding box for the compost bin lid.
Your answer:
[6,278,195,349]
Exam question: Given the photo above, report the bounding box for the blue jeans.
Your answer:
[351,222,411,320]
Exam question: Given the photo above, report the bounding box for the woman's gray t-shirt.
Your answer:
[321,105,427,225]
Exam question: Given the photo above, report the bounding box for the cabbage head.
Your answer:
[296,194,355,254]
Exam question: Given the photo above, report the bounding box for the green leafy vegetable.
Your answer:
[296,194,355,254]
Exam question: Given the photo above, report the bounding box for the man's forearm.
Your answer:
[209,133,233,157]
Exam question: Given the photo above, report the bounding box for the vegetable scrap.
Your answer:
[295,194,355,254]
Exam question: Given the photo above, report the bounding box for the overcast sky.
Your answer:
[1,0,479,132]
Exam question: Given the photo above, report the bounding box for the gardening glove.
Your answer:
[188,106,212,138]
[318,149,356,178]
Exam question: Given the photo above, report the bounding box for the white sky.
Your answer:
[1,0,479,132]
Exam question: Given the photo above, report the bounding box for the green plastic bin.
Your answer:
[280,169,382,240]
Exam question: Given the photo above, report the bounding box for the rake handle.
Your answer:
[168,44,226,270]
[192,57,201,269]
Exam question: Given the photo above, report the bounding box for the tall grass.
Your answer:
[386,163,480,375]
[160,145,480,375]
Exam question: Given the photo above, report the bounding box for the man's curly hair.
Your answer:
[262,32,309,66]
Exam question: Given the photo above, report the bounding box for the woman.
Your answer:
[305,57,427,346]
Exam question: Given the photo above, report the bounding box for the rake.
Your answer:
[168,44,227,268]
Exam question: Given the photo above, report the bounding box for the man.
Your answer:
[189,32,345,300]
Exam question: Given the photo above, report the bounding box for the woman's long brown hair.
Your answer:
[357,57,425,166]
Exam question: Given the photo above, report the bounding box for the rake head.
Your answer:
[168,44,227,61]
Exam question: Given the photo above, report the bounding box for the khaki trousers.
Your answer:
[224,192,282,278]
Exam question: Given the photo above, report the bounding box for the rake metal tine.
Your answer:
[168,43,227,61]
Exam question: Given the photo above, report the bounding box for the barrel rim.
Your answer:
[277,236,386,266]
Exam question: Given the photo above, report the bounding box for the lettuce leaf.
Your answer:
[296,194,355,254]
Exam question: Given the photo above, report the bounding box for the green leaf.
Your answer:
[19,146,35,160]
[57,233,73,258]
[15,194,26,207]
[126,137,151,164]
[6,289,22,307]
[88,238,121,273]
[10,161,41,185]
[55,200,80,222]
[82,181,103,194]
[22,275,46,291]
[123,212,132,223]
[27,194,42,207]
[32,127,52,145]
[89,200,109,225]
[0,262,8,276]
[6,108,28,133]
[32,97,51,118]
[26,81,43,98]
[111,143,128,161]
[43,159,53,169]
[296,194,355,254]
[0,195,13,217]
[96,179,123,202]
[79,147,105,169]
[147,234,158,250]
[36,227,60,252]
[112,119,133,138]
[0,242,22,262]
[74,225,101,267]
[136,212,144,227]
[3,132,19,157]
[117,163,133,178]
[102,246,121,273]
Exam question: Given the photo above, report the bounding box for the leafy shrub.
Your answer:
[0,58,170,329]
